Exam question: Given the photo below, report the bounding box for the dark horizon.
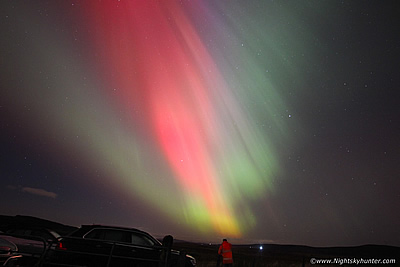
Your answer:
[1,212,399,248]
[3,214,400,249]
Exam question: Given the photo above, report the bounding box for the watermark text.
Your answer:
[310,257,396,265]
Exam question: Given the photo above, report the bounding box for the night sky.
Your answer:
[1,1,399,247]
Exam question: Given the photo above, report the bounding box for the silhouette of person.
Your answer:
[218,239,233,267]
[159,235,173,267]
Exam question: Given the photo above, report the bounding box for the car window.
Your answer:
[84,229,104,240]
[84,228,155,246]
[6,228,55,240]
[104,230,130,243]
[31,230,53,240]
[131,233,154,246]
[85,229,130,243]
[6,229,28,236]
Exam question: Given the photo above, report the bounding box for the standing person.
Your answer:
[218,239,233,266]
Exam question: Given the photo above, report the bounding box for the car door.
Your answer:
[108,230,161,267]
[82,228,121,266]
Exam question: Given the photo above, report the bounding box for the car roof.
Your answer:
[74,225,156,237]
[69,225,161,245]
[80,225,146,232]
[5,227,61,237]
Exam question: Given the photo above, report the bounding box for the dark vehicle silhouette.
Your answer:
[0,226,61,266]
[0,236,22,266]
[43,225,196,267]
[5,227,61,244]
[0,232,48,266]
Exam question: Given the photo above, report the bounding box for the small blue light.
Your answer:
[259,245,263,250]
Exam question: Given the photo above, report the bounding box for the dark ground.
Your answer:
[1,215,398,266]
[172,241,399,267]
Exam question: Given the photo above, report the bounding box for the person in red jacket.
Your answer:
[218,239,233,266]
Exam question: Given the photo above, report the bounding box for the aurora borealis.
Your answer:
[1,1,399,247]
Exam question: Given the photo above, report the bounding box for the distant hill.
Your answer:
[0,215,77,235]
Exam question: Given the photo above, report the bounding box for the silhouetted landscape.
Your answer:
[0,215,78,235]
[173,241,399,266]
[1,215,398,266]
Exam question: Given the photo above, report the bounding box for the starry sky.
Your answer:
[0,1,399,247]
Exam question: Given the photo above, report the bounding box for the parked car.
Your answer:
[0,233,46,266]
[0,236,22,266]
[0,227,60,266]
[43,225,196,267]
[5,227,61,244]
